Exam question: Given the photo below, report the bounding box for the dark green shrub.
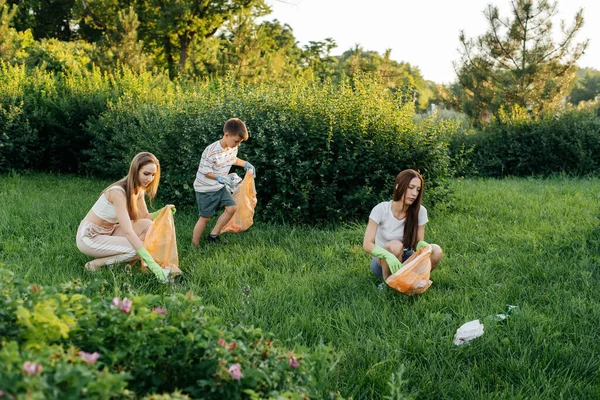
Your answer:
[451,107,600,177]
[84,76,456,223]
[0,102,39,171]
[0,63,171,174]
[0,64,456,223]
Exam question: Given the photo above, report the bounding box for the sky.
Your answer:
[263,0,600,84]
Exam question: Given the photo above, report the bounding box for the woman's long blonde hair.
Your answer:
[106,152,160,221]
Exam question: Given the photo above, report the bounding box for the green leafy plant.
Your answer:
[0,268,342,399]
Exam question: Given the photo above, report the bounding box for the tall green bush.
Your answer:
[451,106,600,177]
[0,63,114,173]
[0,64,456,223]
[83,75,456,223]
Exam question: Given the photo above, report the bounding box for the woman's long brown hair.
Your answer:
[105,152,160,221]
[392,169,424,250]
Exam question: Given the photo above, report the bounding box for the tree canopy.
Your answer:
[454,0,588,120]
[1,0,439,108]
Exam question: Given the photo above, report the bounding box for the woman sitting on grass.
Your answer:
[363,169,443,280]
[76,152,173,283]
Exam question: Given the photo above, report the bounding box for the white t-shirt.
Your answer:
[193,140,238,193]
[369,201,428,247]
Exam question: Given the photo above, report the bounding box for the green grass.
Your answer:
[1,172,600,399]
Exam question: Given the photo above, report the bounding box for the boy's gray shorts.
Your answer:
[195,188,236,217]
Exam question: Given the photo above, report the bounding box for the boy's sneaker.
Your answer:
[206,234,221,244]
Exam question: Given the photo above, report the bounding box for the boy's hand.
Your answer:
[216,176,234,192]
[244,161,256,178]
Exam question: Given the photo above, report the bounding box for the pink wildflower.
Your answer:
[110,297,121,308]
[152,307,167,315]
[119,298,132,313]
[22,361,43,376]
[78,351,100,365]
[228,363,243,380]
[228,341,237,351]
[218,338,226,347]
[289,356,300,368]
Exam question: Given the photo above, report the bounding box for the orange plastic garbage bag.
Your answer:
[221,172,257,233]
[386,244,432,295]
[143,205,182,276]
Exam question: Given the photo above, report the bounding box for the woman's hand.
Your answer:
[372,246,402,274]
[150,205,176,220]
[137,247,169,283]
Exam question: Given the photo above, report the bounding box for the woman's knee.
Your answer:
[431,244,443,258]
[430,244,443,269]
[134,218,153,239]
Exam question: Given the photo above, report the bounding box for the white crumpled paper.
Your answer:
[453,319,484,345]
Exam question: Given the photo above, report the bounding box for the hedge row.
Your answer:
[0,63,457,223]
[450,106,600,177]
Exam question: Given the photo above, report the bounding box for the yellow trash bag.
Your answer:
[142,205,182,276]
[221,172,257,233]
[386,244,432,295]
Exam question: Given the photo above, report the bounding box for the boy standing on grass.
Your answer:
[192,118,256,247]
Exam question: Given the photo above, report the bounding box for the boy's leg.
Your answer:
[193,190,220,247]
[208,188,237,238]
[210,205,238,236]
[192,217,210,247]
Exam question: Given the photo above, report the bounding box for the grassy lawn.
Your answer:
[1,173,599,399]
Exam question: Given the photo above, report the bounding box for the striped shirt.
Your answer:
[193,140,238,192]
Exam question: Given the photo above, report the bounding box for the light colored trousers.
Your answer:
[76,219,151,266]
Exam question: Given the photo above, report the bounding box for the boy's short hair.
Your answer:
[224,118,248,140]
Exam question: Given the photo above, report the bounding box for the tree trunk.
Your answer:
[178,32,192,73]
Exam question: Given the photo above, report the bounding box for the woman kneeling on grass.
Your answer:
[76,152,173,283]
[363,169,443,280]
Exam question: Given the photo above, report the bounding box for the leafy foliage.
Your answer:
[81,74,455,223]
[7,0,76,41]
[454,0,588,121]
[331,46,438,112]
[569,68,600,105]
[0,64,456,223]
[0,267,342,398]
[450,105,600,176]
[1,0,438,92]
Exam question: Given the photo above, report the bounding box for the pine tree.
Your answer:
[455,0,588,120]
